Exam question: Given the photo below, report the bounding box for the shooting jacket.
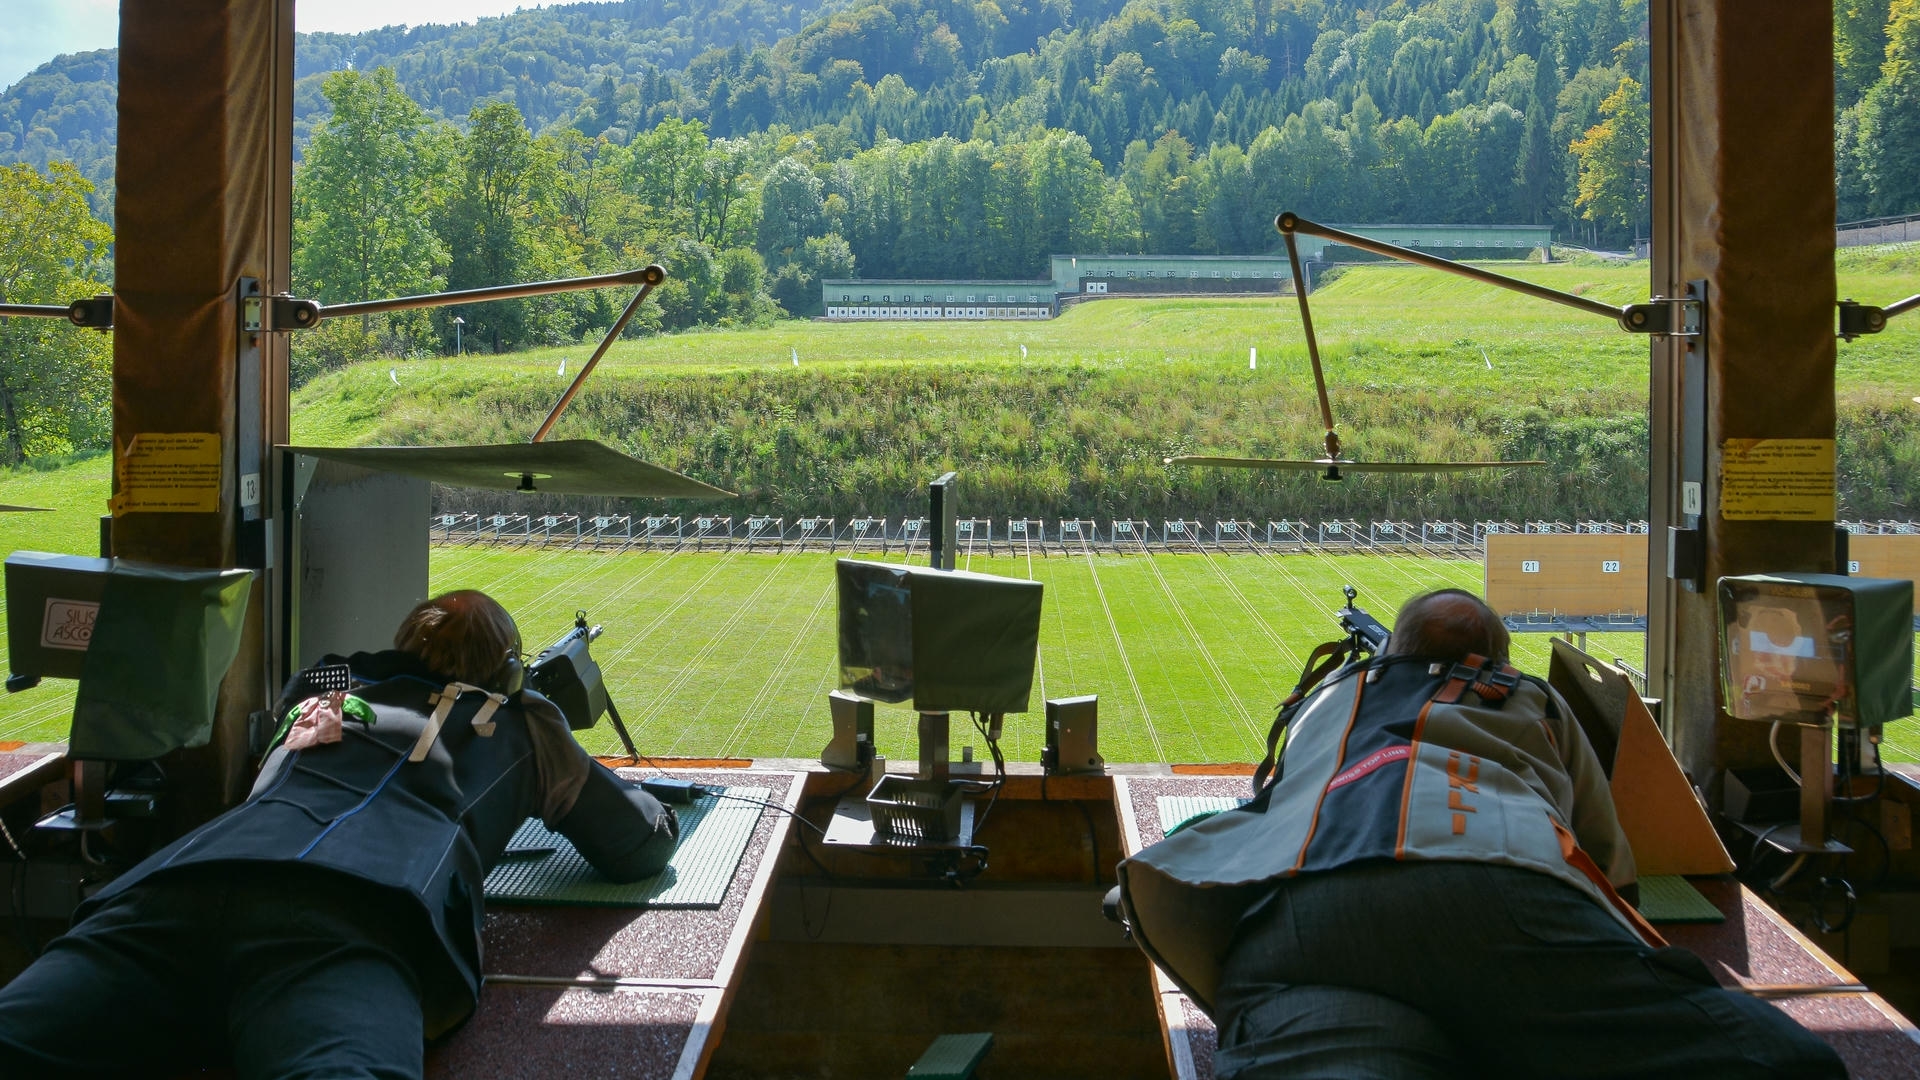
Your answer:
[1118,653,1643,1013]
[79,650,678,1037]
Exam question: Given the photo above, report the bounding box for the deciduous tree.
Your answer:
[0,162,111,464]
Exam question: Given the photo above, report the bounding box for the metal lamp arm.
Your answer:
[1275,213,1677,333]
[309,265,664,323]
[273,264,670,443]
[531,267,667,443]
[0,296,115,327]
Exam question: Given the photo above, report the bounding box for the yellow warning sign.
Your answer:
[112,433,222,514]
[1719,438,1835,521]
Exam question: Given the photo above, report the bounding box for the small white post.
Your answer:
[1249,347,1257,370]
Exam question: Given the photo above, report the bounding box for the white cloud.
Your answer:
[2,1,557,91]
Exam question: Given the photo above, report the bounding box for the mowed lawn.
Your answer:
[366,543,1625,765]
[0,534,1912,764]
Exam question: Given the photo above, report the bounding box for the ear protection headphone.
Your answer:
[492,650,525,697]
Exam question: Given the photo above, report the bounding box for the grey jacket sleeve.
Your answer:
[516,689,680,882]
[554,763,680,883]
[1549,686,1638,889]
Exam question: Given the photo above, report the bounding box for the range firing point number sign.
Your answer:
[1850,560,1861,573]
[1326,522,1343,535]
[1602,561,1621,574]
[1521,560,1541,574]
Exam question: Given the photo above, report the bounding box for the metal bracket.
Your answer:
[270,295,321,331]
[67,294,114,330]
[1620,295,1702,336]
[245,294,320,332]
[1837,299,1887,341]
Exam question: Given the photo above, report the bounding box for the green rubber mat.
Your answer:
[1158,795,1249,837]
[484,786,770,908]
[907,1033,994,1078]
[1638,875,1725,923]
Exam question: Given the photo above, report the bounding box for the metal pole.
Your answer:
[318,265,663,322]
[0,303,77,319]
[1885,294,1920,321]
[1281,229,1339,460]
[531,265,667,443]
[1275,213,1632,326]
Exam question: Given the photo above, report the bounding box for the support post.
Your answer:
[918,712,950,782]
[1648,1,1838,800]
[110,0,295,822]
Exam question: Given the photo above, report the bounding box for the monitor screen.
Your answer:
[837,562,917,703]
[1718,573,1913,728]
[1719,579,1850,721]
[837,559,1043,714]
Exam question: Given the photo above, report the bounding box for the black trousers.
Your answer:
[0,864,431,1080]
[1212,861,1850,1080]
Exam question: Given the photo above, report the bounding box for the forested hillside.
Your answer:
[8,1,1916,235]
[0,0,849,211]
[2,0,1917,445]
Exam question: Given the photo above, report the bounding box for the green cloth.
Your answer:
[69,563,253,760]
[269,693,376,751]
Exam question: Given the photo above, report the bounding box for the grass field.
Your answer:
[0,538,1646,763]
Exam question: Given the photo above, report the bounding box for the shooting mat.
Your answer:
[1636,875,1725,924]
[1158,796,1249,836]
[484,786,769,908]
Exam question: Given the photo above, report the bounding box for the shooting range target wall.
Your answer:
[1484,534,1650,621]
[1847,534,1920,582]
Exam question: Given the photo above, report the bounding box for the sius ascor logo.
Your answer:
[40,598,98,651]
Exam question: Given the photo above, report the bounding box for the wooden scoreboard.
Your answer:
[1484,534,1650,618]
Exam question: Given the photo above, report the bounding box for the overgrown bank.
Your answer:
[298,357,1762,523]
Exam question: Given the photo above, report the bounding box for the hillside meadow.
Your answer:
[291,253,1920,524]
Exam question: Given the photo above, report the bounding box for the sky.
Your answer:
[1,0,557,91]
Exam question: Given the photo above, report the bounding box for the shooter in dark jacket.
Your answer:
[0,589,678,1079]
